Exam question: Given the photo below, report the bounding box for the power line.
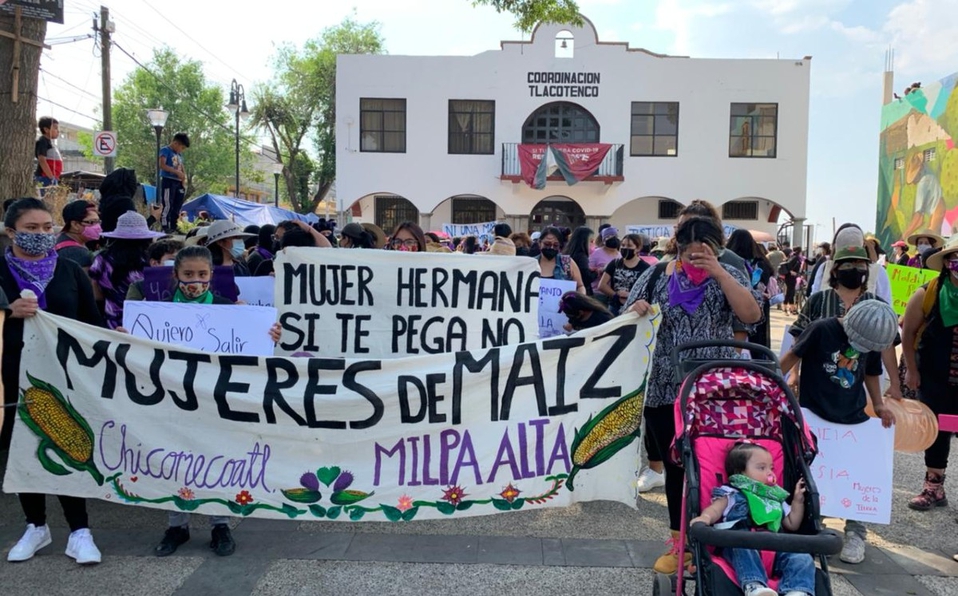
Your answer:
[39,68,101,100]
[37,96,98,122]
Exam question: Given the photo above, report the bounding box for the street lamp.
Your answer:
[271,162,283,208]
[226,79,249,199]
[146,108,169,206]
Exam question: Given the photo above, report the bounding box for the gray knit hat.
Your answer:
[843,300,898,353]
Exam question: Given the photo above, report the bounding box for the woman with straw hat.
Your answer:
[906,229,944,268]
[204,220,256,277]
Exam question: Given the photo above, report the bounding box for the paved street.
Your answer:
[1,310,957,595]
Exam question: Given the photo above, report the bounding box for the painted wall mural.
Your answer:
[876,71,958,247]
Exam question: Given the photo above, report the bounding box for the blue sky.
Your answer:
[40,0,958,242]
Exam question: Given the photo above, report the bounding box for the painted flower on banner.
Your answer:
[333,471,354,493]
[397,495,414,512]
[300,472,320,492]
[442,485,468,506]
[235,490,254,505]
[500,484,521,503]
[178,487,195,501]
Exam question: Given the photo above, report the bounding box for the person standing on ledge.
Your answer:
[158,132,190,233]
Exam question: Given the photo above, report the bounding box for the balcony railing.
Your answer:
[501,143,624,183]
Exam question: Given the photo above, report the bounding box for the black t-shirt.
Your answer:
[603,258,651,300]
[792,318,882,424]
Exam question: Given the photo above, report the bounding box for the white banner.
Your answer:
[122,302,277,356]
[236,277,275,307]
[538,279,577,339]
[626,224,737,240]
[803,409,894,524]
[274,248,540,358]
[441,222,497,241]
[4,311,658,522]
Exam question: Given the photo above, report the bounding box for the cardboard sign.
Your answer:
[141,266,239,303]
[538,279,577,339]
[803,409,894,524]
[122,302,277,356]
[5,311,659,523]
[887,264,938,315]
[236,277,275,307]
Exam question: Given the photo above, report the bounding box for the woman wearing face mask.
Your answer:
[388,221,426,252]
[624,216,762,575]
[907,230,944,268]
[536,226,586,294]
[589,227,621,299]
[125,239,185,301]
[205,220,255,277]
[56,200,100,270]
[565,226,595,295]
[0,198,106,565]
[598,233,650,315]
[89,211,167,329]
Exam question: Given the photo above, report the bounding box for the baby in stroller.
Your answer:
[691,442,815,596]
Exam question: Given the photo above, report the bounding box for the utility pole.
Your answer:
[98,5,114,173]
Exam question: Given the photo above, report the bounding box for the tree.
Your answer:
[471,0,582,31]
[252,17,385,214]
[112,48,249,198]
[0,14,47,200]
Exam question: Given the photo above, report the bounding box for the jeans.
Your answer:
[728,548,816,594]
[169,512,230,528]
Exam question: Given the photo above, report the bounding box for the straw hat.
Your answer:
[100,211,166,240]
[360,223,387,249]
[926,235,958,271]
[652,236,670,253]
[481,236,517,256]
[907,229,944,247]
[184,226,209,246]
[205,220,254,245]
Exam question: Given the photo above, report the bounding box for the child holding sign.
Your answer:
[779,299,899,565]
[690,443,814,596]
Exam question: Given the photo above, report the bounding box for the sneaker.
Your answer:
[840,532,866,564]
[154,526,190,557]
[65,528,101,565]
[743,584,777,596]
[637,467,666,493]
[7,524,52,562]
[210,524,235,557]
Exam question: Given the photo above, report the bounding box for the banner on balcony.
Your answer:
[274,248,541,358]
[517,144,613,189]
[4,310,659,522]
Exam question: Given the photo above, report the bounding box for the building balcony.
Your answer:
[500,143,624,184]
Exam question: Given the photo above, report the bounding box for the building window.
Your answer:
[522,102,599,144]
[894,157,905,170]
[448,101,495,155]
[375,195,418,232]
[658,200,681,219]
[631,102,679,156]
[924,147,937,162]
[722,200,759,220]
[360,98,406,153]
[452,196,497,224]
[729,103,778,158]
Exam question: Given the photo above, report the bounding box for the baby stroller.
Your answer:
[652,340,843,596]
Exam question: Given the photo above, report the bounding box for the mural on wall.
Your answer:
[876,71,958,247]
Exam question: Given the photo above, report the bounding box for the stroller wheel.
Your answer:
[652,572,674,595]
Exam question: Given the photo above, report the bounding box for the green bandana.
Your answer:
[729,474,790,532]
[939,279,958,328]
[173,288,214,304]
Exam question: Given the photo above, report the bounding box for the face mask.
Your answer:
[917,242,932,251]
[81,224,102,241]
[163,260,176,267]
[948,260,958,274]
[14,231,57,256]
[836,268,865,289]
[229,239,245,258]
[683,262,710,285]
[177,279,210,299]
[605,237,621,249]
[620,249,636,261]
[540,248,559,260]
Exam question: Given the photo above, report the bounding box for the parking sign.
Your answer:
[93,131,117,158]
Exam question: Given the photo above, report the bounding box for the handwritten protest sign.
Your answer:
[441,221,497,242]
[887,264,937,315]
[141,266,239,303]
[274,248,540,358]
[538,279,577,338]
[802,409,894,524]
[5,310,659,522]
[122,302,277,356]
[236,277,275,307]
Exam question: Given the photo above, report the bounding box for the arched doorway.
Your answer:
[522,102,600,144]
[374,194,419,233]
[529,197,586,232]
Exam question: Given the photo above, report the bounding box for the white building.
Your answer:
[336,18,810,245]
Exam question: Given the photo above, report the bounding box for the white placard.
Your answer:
[538,279,577,339]
[802,408,894,524]
[236,277,275,307]
[779,325,794,382]
[122,302,277,356]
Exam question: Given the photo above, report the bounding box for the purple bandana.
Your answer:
[667,267,711,314]
[5,247,58,309]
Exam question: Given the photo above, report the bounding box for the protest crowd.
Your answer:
[2,121,956,596]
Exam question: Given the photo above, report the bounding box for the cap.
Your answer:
[833,245,870,262]
[600,227,619,241]
[834,226,864,249]
[892,240,908,248]
[843,300,898,353]
[340,222,365,240]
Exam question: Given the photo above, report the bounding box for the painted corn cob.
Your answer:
[18,373,104,486]
[566,384,645,491]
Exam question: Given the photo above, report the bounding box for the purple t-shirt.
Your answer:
[589,249,619,293]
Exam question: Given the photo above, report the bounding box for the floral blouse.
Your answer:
[624,263,760,408]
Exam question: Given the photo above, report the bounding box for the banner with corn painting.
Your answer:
[3,310,658,521]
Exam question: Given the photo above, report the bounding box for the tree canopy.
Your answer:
[472,0,582,31]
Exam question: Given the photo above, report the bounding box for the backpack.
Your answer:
[55,239,84,251]
[915,277,941,348]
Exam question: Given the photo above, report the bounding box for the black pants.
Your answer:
[19,493,89,532]
[919,381,958,469]
[160,178,185,231]
[644,404,684,531]
[644,407,662,462]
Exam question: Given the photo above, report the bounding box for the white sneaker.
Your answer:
[636,467,666,493]
[840,531,866,564]
[7,524,52,562]
[743,584,777,596]
[65,528,101,565]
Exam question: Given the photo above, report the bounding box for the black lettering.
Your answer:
[214,356,261,423]
[501,272,521,312]
[476,270,499,311]
[303,313,321,352]
[55,329,117,397]
[398,376,427,423]
[114,345,165,406]
[358,266,374,306]
[305,359,346,429]
[283,262,309,305]
[397,267,414,307]
[354,315,371,354]
[525,271,540,313]
[278,312,304,352]
[454,349,497,424]
[345,361,383,429]
[431,268,449,308]
[167,350,211,411]
[543,337,585,415]
[336,313,354,353]
[499,344,547,421]
[427,373,447,423]
[580,324,636,399]
[340,265,355,306]
[452,269,478,309]
[263,358,307,425]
